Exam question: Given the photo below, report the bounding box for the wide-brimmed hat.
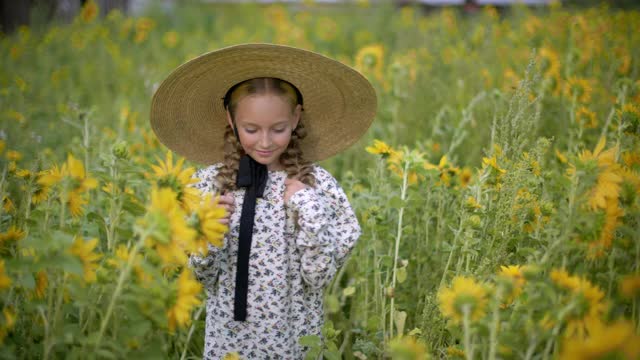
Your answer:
[150,43,377,165]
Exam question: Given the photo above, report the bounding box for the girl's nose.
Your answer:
[259,133,271,147]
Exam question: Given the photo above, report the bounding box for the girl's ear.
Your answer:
[292,104,302,129]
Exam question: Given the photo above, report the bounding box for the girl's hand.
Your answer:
[216,194,234,225]
[284,178,309,204]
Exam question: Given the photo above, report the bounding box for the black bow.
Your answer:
[233,154,268,321]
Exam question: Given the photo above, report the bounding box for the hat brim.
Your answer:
[150,43,377,165]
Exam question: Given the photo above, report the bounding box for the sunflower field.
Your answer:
[1,0,639,359]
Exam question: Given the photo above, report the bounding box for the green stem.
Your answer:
[463,305,473,360]
[180,305,205,360]
[389,160,409,340]
[93,230,147,351]
[488,286,502,360]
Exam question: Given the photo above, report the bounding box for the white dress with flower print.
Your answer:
[188,164,361,359]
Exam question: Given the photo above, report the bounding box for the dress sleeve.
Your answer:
[187,165,226,290]
[287,167,361,289]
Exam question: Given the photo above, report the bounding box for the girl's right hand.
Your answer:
[216,194,235,225]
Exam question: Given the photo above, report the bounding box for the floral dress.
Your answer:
[188,164,361,359]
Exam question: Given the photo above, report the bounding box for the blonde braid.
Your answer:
[280,120,316,187]
[216,124,244,193]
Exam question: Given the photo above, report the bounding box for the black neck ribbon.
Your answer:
[233,154,268,321]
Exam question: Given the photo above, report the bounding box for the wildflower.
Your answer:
[140,187,196,267]
[572,137,622,211]
[2,197,14,214]
[0,260,10,290]
[560,319,640,360]
[38,154,98,217]
[6,110,25,124]
[0,225,26,245]
[0,140,4,155]
[134,17,155,43]
[617,104,640,135]
[619,274,640,299]
[80,0,99,23]
[458,167,472,187]
[438,276,488,324]
[550,268,580,290]
[69,236,102,283]
[5,150,22,161]
[482,155,506,174]
[563,77,592,103]
[522,152,541,176]
[107,245,151,284]
[167,269,202,332]
[34,271,48,299]
[0,306,16,343]
[388,335,429,360]
[148,151,200,212]
[365,139,395,158]
[539,47,561,93]
[498,265,526,307]
[550,269,608,339]
[355,44,385,82]
[162,31,179,48]
[464,196,482,211]
[190,193,228,255]
[576,107,598,129]
[446,346,465,358]
[424,155,459,187]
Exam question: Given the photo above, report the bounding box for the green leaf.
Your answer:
[325,294,340,314]
[299,335,322,348]
[342,286,356,297]
[389,196,404,209]
[396,267,407,284]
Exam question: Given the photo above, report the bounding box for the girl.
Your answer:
[150,44,377,359]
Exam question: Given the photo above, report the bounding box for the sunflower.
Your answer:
[0,260,10,290]
[619,274,640,299]
[149,151,200,212]
[563,77,593,103]
[388,335,429,360]
[190,193,228,255]
[573,137,622,211]
[0,306,16,343]
[34,271,48,299]
[355,44,385,83]
[438,276,488,324]
[167,269,202,332]
[458,167,473,188]
[69,236,102,283]
[38,154,98,218]
[366,139,395,158]
[0,225,25,244]
[141,187,196,267]
[498,265,526,307]
[550,269,608,339]
[617,103,640,135]
[79,0,98,23]
[560,319,640,360]
[564,278,608,339]
[576,106,598,129]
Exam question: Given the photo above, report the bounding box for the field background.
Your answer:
[1,0,639,359]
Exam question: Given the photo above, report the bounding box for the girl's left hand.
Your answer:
[284,178,308,204]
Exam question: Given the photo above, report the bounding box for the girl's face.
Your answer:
[227,94,301,170]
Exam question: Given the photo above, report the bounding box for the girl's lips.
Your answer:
[256,150,273,156]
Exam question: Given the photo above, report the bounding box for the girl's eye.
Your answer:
[273,128,287,133]
[244,128,257,134]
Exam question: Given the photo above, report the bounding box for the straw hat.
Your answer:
[150,43,377,165]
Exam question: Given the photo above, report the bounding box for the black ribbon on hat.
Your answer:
[233,153,268,321]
